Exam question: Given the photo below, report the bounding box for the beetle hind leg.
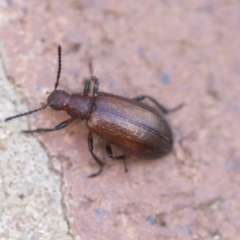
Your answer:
[106,143,128,173]
[88,131,104,177]
[133,95,184,114]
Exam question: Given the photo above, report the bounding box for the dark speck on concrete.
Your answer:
[94,208,105,218]
[12,100,17,105]
[138,47,145,58]
[123,209,129,215]
[159,73,170,84]
[18,194,25,199]
[6,0,12,6]
[146,215,155,225]
[226,155,240,174]
[108,80,115,88]
[187,227,193,235]
[22,7,28,14]
[35,85,41,92]
[234,105,240,113]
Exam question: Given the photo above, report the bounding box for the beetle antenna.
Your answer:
[5,104,48,122]
[54,45,62,90]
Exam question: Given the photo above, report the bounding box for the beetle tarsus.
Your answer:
[106,144,127,172]
[133,95,183,114]
[22,118,74,133]
[88,132,104,177]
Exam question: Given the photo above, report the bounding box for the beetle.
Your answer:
[5,45,182,177]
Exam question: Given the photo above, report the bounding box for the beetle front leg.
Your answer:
[88,131,104,177]
[133,95,184,114]
[106,143,128,172]
[22,118,74,133]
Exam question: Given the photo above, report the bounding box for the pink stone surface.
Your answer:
[1,1,240,239]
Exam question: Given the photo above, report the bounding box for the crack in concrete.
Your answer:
[0,46,75,240]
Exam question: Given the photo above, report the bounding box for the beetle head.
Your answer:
[47,90,70,111]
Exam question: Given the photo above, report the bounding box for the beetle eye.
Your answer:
[50,101,58,109]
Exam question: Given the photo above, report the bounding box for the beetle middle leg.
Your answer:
[106,143,128,172]
[22,118,74,133]
[83,80,91,96]
[88,131,104,177]
[133,95,183,114]
[88,60,99,94]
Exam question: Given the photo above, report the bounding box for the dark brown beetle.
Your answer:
[5,46,182,177]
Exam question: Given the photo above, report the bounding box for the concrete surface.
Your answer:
[0,58,72,239]
[0,1,240,240]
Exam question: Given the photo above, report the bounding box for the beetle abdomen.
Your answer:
[87,93,173,159]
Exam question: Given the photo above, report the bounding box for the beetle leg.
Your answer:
[83,79,91,96]
[106,143,128,172]
[88,131,104,177]
[22,118,74,133]
[92,77,99,94]
[88,60,99,94]
[133,95,184,114]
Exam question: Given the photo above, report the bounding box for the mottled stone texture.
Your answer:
[1,1,240,240]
